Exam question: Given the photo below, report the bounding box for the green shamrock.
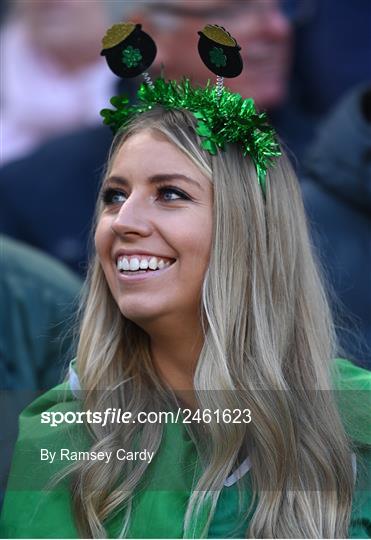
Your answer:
[121,46,142,68]
[209,47,227,68]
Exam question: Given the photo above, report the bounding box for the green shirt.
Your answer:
[1,359,370,538]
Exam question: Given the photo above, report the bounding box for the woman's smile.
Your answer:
[117,260,176,282]
[116,253,177,282]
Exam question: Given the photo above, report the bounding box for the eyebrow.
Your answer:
[105,173,203,191]
[147,3,229,18]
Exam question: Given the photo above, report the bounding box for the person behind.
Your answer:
[301,85,371,369]
[0,0,116,164]
[0,235,82,509]
[0,235,81,389]
[277,0,371,162]
[1,92,370,536]
[145,0,292,110]
[0,124,115,275]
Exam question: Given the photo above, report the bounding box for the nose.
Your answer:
[263,3,292,40]
[110,194,154,239]
[151,33,175,76]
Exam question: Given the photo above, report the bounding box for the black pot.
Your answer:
[101,23,156,78]
[198,27,242,78]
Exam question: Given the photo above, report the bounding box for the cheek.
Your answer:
[94,224,104,261]
[198,210,213,255]
[94,217,112,265]
[181,216,213,274]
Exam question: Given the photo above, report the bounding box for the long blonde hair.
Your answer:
[72,108,353,537]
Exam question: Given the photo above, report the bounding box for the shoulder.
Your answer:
[0,126,112,233]
[5,378,89,488]
[15,381,83,446]
[332,358,371,445]
[0,381,81,537]
[1,235,82,297]
[0,125,113,181]
[333,358,371,390]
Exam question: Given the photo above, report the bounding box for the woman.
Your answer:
[1,104,370,539]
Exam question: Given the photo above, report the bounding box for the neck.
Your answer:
[146,315,204,394]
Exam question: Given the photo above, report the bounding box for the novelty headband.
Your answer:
[100,22,281,195]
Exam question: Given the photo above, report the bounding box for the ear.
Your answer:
[125,10,155,34]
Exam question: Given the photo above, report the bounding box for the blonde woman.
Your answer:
[1,103,371,538]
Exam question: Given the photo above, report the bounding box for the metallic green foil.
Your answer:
[100,78,281,196]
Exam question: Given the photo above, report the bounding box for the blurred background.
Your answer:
[1,0,370,165]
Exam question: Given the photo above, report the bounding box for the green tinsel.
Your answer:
[100,78,281,195]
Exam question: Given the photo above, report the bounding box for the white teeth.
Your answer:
[148,257,158,270]
[117,255,174,272]
[129,258,140,271]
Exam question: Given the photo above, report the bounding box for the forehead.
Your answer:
[147,0,278,17]
[172,0,225,9]
[110,130,211,185]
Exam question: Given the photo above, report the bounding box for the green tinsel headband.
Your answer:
[100,23,281,196]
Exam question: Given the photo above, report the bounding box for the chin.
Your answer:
[255,83,288,110]
[117,301,164,327]
[227,79,288,110]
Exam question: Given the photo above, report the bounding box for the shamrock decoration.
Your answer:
[101,23,156,78]
[209,46,227,68]
[198,24,242,78]
[122,46,142,68]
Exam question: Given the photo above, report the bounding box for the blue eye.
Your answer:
[102,188,127,205]
[101,185,191,206]
[158,187,190,201]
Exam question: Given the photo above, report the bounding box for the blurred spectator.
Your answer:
[291,0,371,115]
[0,0,293,274]
[0,234,82,506]
[301,86,371,369]
[0,0,117,164]
[144,0,292,109]
[275,0,371,163]
[0,0,10,24]
[0,234,81,389]
[0,125,114,274]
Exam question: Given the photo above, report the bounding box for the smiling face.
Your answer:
[95,129,213,331]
